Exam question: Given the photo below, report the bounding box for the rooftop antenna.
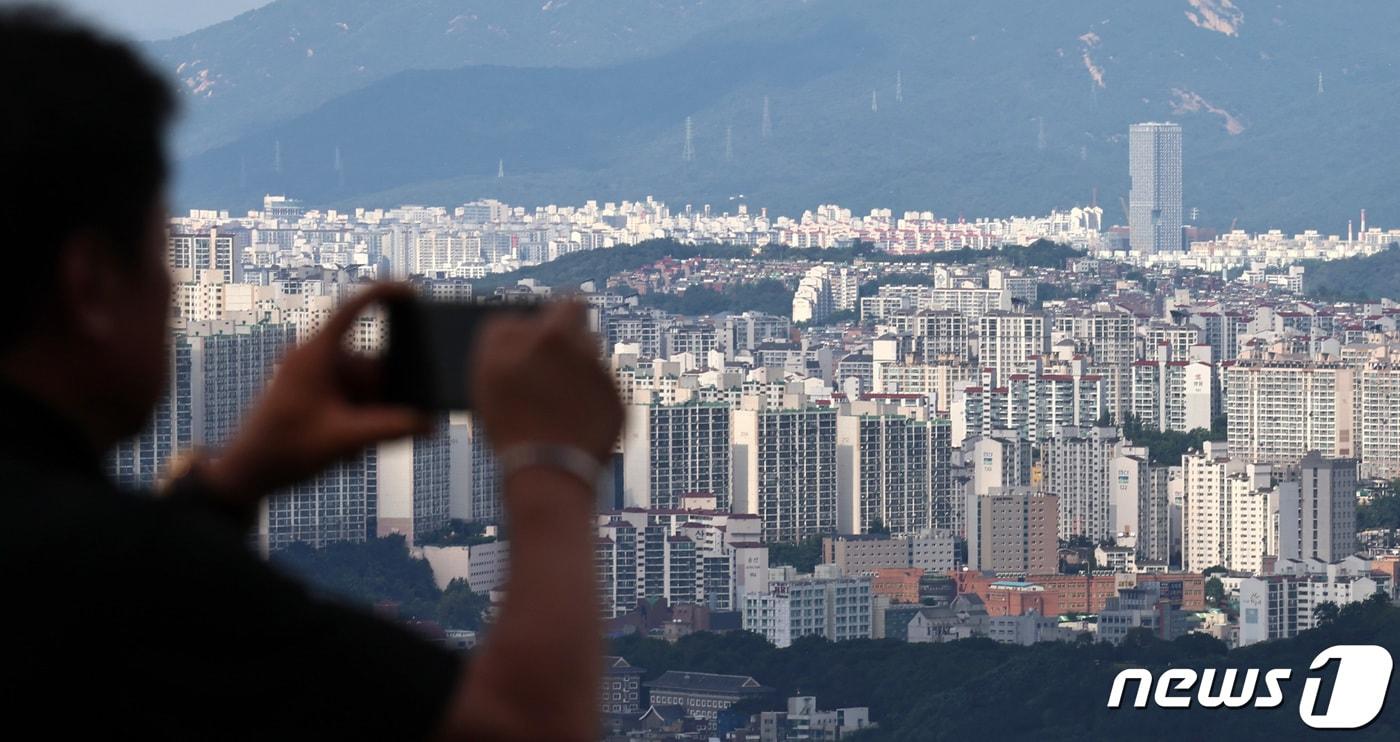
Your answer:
[724,125,733,162]
[761,96,772,139]
[682,116,695,162]
[871,90,878,113]
[895,70,903,103]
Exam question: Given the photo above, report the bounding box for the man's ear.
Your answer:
[57,233,121,341]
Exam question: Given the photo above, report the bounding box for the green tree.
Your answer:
[1204,577,1225,608]
[1358,483,1400,531]
[271,535,442,619]
[768,536,824,573]
[1314,601,1340,626]
[436,578,491,630]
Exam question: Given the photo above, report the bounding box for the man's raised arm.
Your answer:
[438,301,622,741]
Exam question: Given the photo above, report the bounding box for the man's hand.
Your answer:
[470,301,623,463]
[442,299,619,742]
[207,283,432,504]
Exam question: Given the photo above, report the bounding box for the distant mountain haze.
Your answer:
[161,0,1400,233]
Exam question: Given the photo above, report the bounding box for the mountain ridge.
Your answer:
[169,0,1400,233]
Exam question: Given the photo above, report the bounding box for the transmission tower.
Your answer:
[761,96,772,139]
[895,70,903,103]
[724,125,733,162]
[682,116,695,162]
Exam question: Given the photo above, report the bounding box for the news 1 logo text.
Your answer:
[1107,645,1394,729]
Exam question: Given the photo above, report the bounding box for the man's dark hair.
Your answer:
[0,7,176,346]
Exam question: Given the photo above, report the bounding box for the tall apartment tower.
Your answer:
[1279,454,1358,563]
[977,312,1047,387]
[732,405,839,543]
[1041,425,1123,541]
[621,402,732,510]
[835,401,951,537]
[376,416,453,547]
[1180,442,1277,574]
[109,320,295,489]
[966,487,1058,574]
[1128,122,1183,253]
[1054,311,1136,424]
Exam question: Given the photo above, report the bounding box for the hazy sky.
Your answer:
[3,0,272,40]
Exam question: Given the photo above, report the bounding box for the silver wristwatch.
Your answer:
[496,443,604,489]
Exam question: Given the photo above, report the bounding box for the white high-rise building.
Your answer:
[1278,453,1358,563]
[743,571,874,648]
[1041,425,1123,541]
[1239,558,1386,646]
[913,310,971,363]
[1128,122,1183,253]
[792,266,835,324]
[596,506,768,618]
[965,487,1058,574]
[955,362,1105,444]
[1131,344,1215,433]
[732,404,839,542]
[1180,442,1277,574]
[835,399,952,537]
[622,402,732,510]
[1360,363,1400,479]
[1109,446,1165,560]
[376,417,453,547]
[1225,359,1357,463]
[977,312,1047,387]
[1054,311,1136,423]
[168,227,247,281]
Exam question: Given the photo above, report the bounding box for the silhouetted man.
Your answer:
[0,9,621,740]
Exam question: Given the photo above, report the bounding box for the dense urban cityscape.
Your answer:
[104,118,1400,739]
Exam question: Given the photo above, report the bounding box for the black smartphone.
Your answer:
[382,297,542,410]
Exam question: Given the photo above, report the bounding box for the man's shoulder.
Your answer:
[0,454,145,535]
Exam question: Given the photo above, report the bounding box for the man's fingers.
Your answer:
[543,299,588,333]
[332,407,434,450]
[314,282,414,351]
